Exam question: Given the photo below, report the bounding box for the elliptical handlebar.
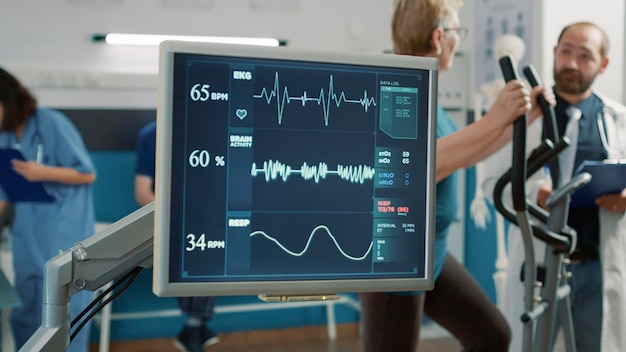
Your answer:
[492,61,578,252]
[496,56,539,352]
[499,56,528,212]
[492,60,589,352]
[492,138,573,252]
[522,65,563,189]
[522,65,559,144]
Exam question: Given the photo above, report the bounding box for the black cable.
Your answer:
[70,266,143,342]
[70,266,140,328]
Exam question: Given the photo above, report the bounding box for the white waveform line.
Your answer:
[250,225,373,260]
[251,159,375,184]
[253,71,377,126]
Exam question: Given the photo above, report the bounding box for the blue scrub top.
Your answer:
[0,108,95,276]
[433,105,459,277]
[135,121,157,181]
[394,105,458,296]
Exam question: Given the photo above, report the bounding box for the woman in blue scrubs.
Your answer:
[0,67,96,352]
[359,1,555,351]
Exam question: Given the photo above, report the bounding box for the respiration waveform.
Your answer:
[253,71,377,126]
[251,159,375,184]
[250,225,373,260]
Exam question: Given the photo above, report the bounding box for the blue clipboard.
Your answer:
[0,148,55,202]
[571,160,626,208]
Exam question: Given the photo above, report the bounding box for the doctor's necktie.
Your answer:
[559,105,582,186]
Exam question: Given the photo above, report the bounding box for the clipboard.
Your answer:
[570,160,626,208]
[0,148,55,202]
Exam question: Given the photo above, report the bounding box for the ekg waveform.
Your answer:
[251,159,375,184]
[250,225,373,260]
[253,72,377,126]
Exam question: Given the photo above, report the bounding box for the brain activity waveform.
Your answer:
[253,72,377,126]
[251,159,375,184]
[250,225,373,260]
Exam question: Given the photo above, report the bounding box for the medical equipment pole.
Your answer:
[523,65,586,352]
[499,56,537,352]
[19,203,155,352]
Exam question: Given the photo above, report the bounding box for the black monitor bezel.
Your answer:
[153,41,438,297]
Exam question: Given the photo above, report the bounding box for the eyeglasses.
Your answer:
[443,27,468,41]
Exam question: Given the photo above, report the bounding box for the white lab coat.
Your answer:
[481,91,626,352]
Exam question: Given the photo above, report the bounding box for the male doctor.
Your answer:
[482,22,626,352]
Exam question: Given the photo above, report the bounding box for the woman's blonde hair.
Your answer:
[391,0,463,56]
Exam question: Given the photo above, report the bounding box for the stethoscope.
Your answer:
[596,106,626,160]
[7,112,44,163]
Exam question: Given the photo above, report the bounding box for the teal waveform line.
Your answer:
[251,159,375,184]
[253,71,377,126]
[250,225,373,260]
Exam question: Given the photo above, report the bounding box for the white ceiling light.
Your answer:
[93,33,285,47]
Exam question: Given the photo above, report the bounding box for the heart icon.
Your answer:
[236,109,248,120]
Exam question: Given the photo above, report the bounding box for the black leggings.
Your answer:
[359,254,511,352]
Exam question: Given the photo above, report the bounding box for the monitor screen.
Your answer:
[153,41,437,298]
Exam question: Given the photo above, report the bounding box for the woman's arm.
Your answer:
[10,160,96,184]
[134,175,155,207]
[0,200,8,218]
[436,80,531,182]
[436,84,553,182]
[437,117,507,182]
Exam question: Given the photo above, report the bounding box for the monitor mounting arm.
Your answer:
[20,203,155,352]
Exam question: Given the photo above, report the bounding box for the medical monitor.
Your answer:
[153,41,437,298]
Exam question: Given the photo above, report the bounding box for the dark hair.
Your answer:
[0,67,37,131]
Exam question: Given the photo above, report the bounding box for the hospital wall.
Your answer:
[1,0,625,344]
